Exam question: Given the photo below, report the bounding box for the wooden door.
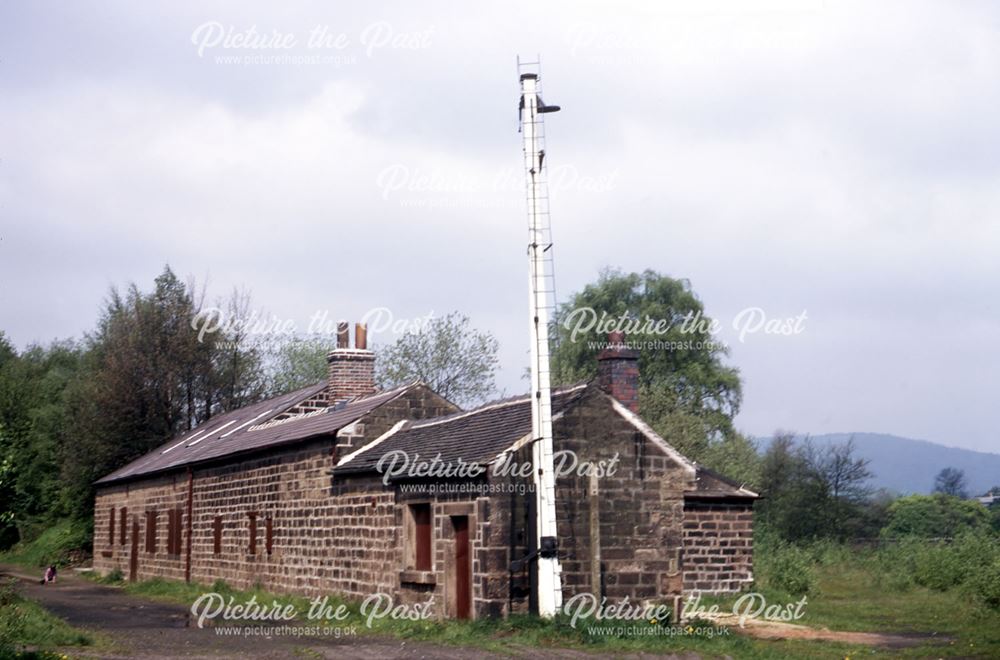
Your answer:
[129,519,139,581]
[453,516,471,619]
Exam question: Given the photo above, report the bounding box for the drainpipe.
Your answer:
[185,466,194,583]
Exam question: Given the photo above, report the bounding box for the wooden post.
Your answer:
[588,472,601,598]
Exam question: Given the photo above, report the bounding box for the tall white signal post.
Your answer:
[519,66,563,618]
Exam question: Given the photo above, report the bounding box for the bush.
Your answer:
[911,541,968,590]
[970,559,1000,609]
[755,537,817,596]
[882,494,990,539]
[869,532,1000,600]
[805,538,853,566]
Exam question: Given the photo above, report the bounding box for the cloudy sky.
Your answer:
[2,0,998,452]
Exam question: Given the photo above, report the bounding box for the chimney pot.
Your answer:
[336,322,349,349]
[327,321,375,404]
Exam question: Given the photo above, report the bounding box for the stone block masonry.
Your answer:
[93,386,457,598]
[93,382,754,620]
[682,501,754,594]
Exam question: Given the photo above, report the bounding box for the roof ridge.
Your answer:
[409,382,589,430]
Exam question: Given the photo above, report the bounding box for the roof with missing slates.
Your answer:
[95,381,417,485]
[333,383,590,476]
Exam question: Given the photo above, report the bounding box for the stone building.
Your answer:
[93,325,756,619]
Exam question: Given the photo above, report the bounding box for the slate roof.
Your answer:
[96,382,418,485]
[333,383,589,476]
[97,376,756,501]
[687,466,759,500]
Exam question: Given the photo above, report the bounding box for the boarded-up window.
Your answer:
[212,516,222,556]
[247,512,257,555]
[408,503,432,571]
[175,508,184,555]
[108,508,116,546]
[265,516,273,556]
[166,509,183,556]
[119,507,127,545]
[145,510,158,554]
[166,510,175,555]
[174,510,181,555]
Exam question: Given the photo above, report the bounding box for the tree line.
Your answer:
[0,266,500,549]
[548,268,1000,544]
[2,264,996,553]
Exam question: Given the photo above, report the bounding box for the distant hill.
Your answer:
[757,432,1000,496]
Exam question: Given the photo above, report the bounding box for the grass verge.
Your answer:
[0,577,97,659]
[0,521,91,570]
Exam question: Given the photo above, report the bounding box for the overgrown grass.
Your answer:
[754,528,1000,612]
[707,532,1000,658]
[866,532,1000,606]
[0,577,95,658]
[0,520,91,569]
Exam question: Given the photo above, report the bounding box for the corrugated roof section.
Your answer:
[96,382,416,485]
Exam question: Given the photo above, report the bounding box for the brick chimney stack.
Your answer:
[327,322,376,404]
[597,330,639,413]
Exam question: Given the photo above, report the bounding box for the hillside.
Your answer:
[758,432,1000,496]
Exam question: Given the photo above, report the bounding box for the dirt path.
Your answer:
[0,565,693,659]
[698,612,948,649]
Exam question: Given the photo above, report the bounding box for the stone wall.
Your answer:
[93,473,190,583]
[94,437,351,593]
[93,384,752,621]
[390,481,491,617]
[458,387,700,618]
[681,501,754,594]
[551,388,694,614]
[93,386,458,601]
[335,384,459,457]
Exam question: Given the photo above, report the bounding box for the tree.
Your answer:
[61,267,269,517]
[267,336,337,395]
[700,433,761,488]
[0,337,85,545]
[550,268,743,465]
[807,438,874,539]
[757,432,820,540]
[934,467,968,498]
[375,312,499,408]
[0,425,17,548]
[209,287,270,412]
[0,270,280,541]
[757,433,873,541]
[882,494,989,538]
